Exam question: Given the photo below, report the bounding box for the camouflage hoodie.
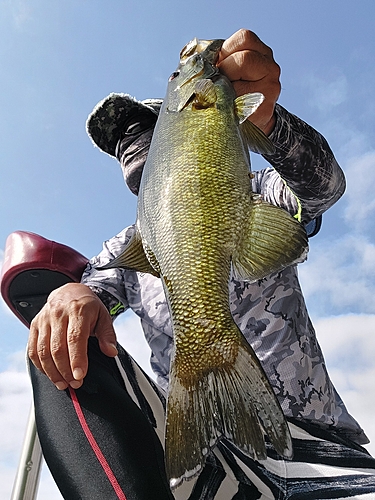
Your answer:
[82,104,368,446]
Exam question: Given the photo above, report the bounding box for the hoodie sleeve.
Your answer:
[256,104,346,224]
[80,227,136,318]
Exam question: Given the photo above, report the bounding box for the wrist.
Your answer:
[262,113,277,136]
[86,285,125,320]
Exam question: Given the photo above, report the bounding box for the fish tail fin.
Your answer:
[165,331,293,489]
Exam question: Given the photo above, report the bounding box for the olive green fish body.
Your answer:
[139,76,252,355]
[105,39,308,488]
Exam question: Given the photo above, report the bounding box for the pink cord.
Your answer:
[69,387,127,499]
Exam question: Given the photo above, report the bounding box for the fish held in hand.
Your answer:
[102,38,308,488]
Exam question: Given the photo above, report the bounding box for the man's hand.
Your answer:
[217,29,281,135]
[28,283,118,390]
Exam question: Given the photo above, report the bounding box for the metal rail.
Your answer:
[11,405,43,500]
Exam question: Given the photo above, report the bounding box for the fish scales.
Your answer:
[141,118,248,385]
[140,86,250,363]
[102,38,308,489]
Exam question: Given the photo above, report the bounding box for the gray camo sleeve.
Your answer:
[258,104,346,224]
[80,227,135,318]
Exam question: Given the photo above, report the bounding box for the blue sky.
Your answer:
[0,1,374,497]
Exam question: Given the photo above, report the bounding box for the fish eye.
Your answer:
[169,71,180,81]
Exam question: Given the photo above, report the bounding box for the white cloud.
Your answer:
[314,314,375,363]
[114,311,155,380]
[314,314,375,456]
[299,233,375,314]
[0,370,31,459]
[2,0,34,29]
[0,353,32,498]
[343,151,375,230]
[299,141,375,314]
[304,72,348,113]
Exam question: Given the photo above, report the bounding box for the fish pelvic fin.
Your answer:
[97,229,159,277]
[165,332,293,489]
[232,196,308,282]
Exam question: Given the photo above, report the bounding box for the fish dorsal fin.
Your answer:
[232,196,308,282]
[99,229,160,277]
[193,79,217,108]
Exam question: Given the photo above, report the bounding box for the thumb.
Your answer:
[95,308,118,357]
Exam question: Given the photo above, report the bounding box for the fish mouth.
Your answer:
[180,38,211,61]
[166,38,225,112]
[172,39,224,91]
[179,38,224,65]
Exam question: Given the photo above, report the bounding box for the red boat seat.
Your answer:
[1,231,88,327]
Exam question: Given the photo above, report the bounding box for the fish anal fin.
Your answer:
[98,230,159,277]
[165,330,293,489]
[232,198,308,282]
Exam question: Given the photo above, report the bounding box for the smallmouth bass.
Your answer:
[103,38,308,488]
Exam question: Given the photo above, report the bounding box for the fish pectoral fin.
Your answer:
[165,330,293,489]
[193,79,217,108]
[235,93,274,153]
[97,230,159,277]
[232,197,308,282]
[235,92,265,124]
[239,118,275,154]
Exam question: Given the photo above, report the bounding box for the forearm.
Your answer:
[263,104,346,222]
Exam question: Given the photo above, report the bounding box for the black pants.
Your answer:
[30,338,375,500]
[29,337,173,500]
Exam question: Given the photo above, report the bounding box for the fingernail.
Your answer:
[70,380,82,389]
[73,368,84,380]
[109,343,118,354]
[55,381,67,391]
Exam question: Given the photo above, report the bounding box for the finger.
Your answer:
[231,76,281,104]
[30,312,70,390]
[66,294,116,387]
[95,307,118,358]
[218,49,280,86]
[49,287,98,388]
[28,316,46,374]
[66,311,91,388]
[218,29,272,63]
[46,309,72,389]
